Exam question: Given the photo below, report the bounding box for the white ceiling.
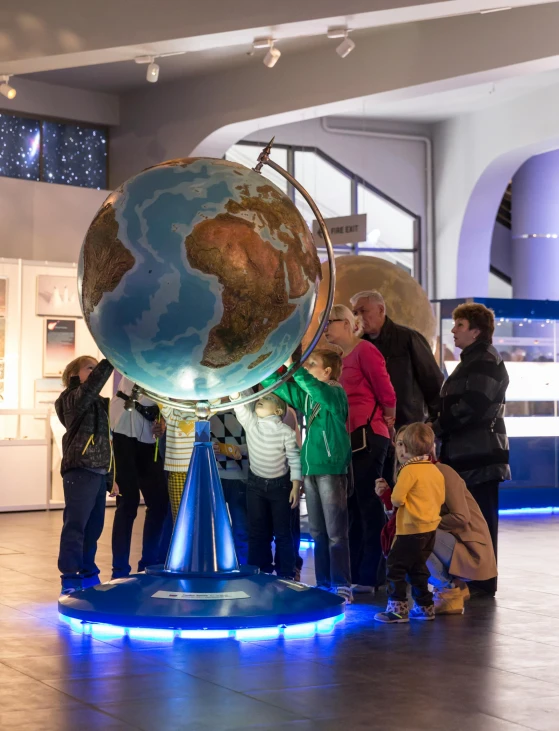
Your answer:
[342,67,559,122]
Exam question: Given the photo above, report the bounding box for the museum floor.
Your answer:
[0,510,558,731]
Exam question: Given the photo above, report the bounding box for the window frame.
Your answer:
[228,140,422,284]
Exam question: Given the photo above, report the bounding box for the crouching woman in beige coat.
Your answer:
[428,462,497,615]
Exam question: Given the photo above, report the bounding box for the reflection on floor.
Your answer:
[0,508,558,730]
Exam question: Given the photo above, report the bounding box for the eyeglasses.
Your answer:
[325,319,344,327]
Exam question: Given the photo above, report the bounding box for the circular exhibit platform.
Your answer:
[58,572,345,633]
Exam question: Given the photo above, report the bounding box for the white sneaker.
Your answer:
[351,584,375,594]
[335,586,353,604]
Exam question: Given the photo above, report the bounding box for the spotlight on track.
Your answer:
[135,56,160,83]
[327,27,355,59]
[252,38,281,68]
[0,75,16,100]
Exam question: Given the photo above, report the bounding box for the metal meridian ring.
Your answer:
[139,143,336,416]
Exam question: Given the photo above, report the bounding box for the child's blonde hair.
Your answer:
[62,356,97,387]
[402,422,435,457]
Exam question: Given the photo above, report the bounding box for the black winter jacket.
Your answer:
[433,340,511,487]
[363,316,443,428]
[55,359,114,477]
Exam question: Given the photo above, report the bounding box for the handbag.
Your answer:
[350,404,378,453]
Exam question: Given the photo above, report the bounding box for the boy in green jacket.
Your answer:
[262,349,353,603]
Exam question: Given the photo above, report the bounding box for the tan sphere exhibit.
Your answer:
[305,255,437,349]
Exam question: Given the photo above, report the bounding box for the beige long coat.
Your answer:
[436,463,497,582]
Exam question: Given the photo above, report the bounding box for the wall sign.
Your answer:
[312,213,367,247]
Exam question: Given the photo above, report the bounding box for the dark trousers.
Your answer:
[247,470,295,579]
[468,480,500,595]
[58,469,107,590]
[348,433,390,587]
[222,478,249,565]
[111,433,169,578]
[387,531,436,606]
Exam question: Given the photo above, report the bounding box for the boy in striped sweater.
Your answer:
[232,393,301,580]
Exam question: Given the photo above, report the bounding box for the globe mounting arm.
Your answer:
[138,141,336,418]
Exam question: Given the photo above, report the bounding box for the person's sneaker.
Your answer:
[351,584,375,594]
[434,587,464,615]
[60,586,78,597]
[374,599,409,623]
[456,583,470,601]
[409,603,435,621]
[335,586,353,605]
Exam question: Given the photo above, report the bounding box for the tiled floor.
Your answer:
[0,509,558,731]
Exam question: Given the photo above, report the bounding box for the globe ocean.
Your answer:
[79,158,321,400]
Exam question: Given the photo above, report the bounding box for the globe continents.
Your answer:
[304,254,436,348]
[79,158,321,401]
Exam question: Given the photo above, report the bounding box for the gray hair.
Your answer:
[349,290,386,310]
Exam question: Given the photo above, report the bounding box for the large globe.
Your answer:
[79,158,321,400]
[303,254,436,349]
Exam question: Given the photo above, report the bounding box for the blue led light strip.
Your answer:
[499,506,559,516]
[59,613,344,641]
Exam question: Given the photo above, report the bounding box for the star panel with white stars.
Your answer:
[0,113,108,190]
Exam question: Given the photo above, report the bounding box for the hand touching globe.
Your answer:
[79,157,322,401]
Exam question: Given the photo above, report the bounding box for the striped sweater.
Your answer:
[160,405,196,473]
[233,403,302,481]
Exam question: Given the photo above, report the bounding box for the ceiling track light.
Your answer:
[0,74,16,100]
[146,57,159,83]
[329,28,355,59]
[251,38,281,68]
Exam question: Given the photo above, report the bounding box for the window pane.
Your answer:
[225,144,288,193]
[294,151,351,226]
[0,114,40,181]
[42,121,107,189]
[357,184,415,251]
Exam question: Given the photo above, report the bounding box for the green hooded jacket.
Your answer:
[261,368,351,476]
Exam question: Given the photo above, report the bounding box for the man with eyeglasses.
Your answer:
[350,290,443,434]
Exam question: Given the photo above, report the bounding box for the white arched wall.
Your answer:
[434,84,559,299]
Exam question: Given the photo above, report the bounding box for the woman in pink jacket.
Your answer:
[325,304,396,593]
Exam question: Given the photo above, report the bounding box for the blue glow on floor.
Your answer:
[59,613,344,641]
[499,506,559,515]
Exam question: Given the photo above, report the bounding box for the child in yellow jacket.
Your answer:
[374,423,445,624]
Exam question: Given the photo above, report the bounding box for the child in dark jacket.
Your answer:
[262,349,353,603]
[55,356,114,594]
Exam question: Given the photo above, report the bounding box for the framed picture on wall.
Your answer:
[37,275,81,318]
[44,319,76,378]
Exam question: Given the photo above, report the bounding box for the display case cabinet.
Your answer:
[434,298,559,509]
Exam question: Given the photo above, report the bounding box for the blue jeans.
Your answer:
[304,474,350,588]
[247,470,295,578]
[58,469,107,590]
[426,530,457,589]
[222,478,249,565]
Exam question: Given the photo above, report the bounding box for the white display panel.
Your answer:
[445,361,559,402]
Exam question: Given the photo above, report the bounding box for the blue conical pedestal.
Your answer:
[59,421,344,636]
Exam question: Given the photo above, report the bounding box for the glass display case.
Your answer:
[434,298,559,509]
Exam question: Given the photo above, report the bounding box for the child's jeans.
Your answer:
[387,530,436,607]
[58,468,107,591]
[247,470,295,579]
[304,474,351,588]
[426,529,458,590]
